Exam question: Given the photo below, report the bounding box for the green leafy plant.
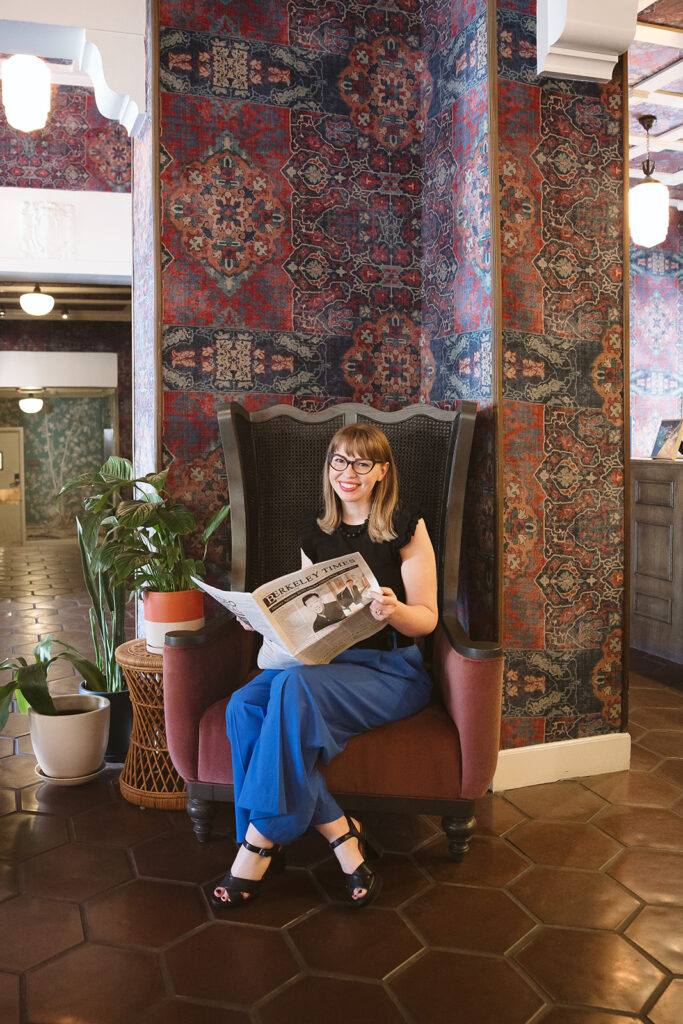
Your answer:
[58,457,134,692]
[58,455,229,599]
[0,636,107,731]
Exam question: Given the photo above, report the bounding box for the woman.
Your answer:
[213,423,438,908]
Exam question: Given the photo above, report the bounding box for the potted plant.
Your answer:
[59,456,228,654]
[0,636,110,782]
[58,456,133,760]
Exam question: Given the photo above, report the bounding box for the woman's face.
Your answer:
[328,444,389,512]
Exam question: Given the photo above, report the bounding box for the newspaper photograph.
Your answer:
[192,552,385,665]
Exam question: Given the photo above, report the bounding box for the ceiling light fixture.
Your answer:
[61,308,69,320]
[1,54,51,133]
[18,393,44,414]
[19,284,55,316]
[629,114,670,249]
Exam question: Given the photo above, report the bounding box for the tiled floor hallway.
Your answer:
[1,540,682,1024]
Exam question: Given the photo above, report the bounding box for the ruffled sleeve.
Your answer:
[391,507,421,552]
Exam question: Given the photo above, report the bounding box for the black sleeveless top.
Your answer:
[298,508,421,650]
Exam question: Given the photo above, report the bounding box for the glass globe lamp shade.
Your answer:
[629,177,670,248]
[19,285,54,316]
[18,396,44,414]
[2,55,51,132]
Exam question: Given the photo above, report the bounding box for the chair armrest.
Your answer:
[433,616,503,799]
[163,613,255,783]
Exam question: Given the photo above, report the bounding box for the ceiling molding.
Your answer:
[537,0,640,82]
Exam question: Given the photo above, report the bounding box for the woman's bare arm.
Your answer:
[368,519,438,637]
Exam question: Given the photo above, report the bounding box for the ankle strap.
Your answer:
[329,829,355,851]
[242,839,276,857]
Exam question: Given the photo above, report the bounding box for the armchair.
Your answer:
[164,402,503,859]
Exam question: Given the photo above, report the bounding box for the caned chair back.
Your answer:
[217,402,477,618]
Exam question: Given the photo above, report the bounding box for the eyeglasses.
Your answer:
[327,453,378,475]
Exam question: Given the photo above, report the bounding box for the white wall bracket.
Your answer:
[0,1,146,136]
[536,0,640,83]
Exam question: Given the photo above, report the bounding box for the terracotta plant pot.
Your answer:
[142,589,205,654]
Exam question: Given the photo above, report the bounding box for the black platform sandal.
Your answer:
[329,816,382,908]
[211,840,285,909]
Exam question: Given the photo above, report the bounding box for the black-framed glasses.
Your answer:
[327,453,377,475]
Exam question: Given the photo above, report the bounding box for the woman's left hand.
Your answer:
[368,588,399,622]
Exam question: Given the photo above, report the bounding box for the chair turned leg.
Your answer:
[442,812,476,862]
[187,796,218,842]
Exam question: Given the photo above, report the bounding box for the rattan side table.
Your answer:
[115,638,186,810]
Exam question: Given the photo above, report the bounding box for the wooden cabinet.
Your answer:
[630,460,683,664]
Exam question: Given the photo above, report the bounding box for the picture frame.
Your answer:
[651,418,683,460]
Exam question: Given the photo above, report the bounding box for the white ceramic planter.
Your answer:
[29,694,110,780]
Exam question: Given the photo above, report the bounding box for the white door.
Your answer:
[0,428,25,546]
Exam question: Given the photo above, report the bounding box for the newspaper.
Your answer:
[192,552,385,665]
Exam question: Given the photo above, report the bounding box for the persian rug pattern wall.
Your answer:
[0,86,131,192]
[630,209,683,458]
[497,0,625,745]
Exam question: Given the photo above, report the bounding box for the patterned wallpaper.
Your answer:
[0,321,133,460]
[630,208,683,458]
[0,85,131,192]
[152,0,628,745]
[0,395,114,530]
[497,0,626,745]
[158,0,438,576]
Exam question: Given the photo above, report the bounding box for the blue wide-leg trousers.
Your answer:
[225,644,432,845]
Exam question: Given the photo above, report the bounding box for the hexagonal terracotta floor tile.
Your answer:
[625,905,683,973]
[27,943,165,1024]
[73,800,175,846]
[656,758,683,789]
[390,949,543,1024]
[0,970,20,1024]
[1,713,30,739]
[582,770,680,808]
[0,738,14,758]
[415,834,528,886]
[628,707,683,731]
[504,781,606,821]
[133,829,237,884]
[22,841,132,900]
[164,923,298,1004]
[0,896,83,970]
[289,905,421,979]
[0,812,68,861]
[648,979,683,1024]
[638,730,683,757]
[313,851,430,909]
[141,1001,248,1024]
[86,878,209,947]
[0,755,39,789]
[363,811,441,853]
[508,820,620,868]
[19,773,117,815]
[260,975,407,1024]
[0,863,18,903]
[209,866,324,928]
[407,883,535,952]
[594,805,683,850]
[608,849,683,904]
[625,743,662,772]
[541,1010,641,1023]
[509,865,639,929]
[516,928,664,1013]
[472,793,526,836]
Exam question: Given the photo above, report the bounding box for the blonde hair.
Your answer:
[317,423,398,542]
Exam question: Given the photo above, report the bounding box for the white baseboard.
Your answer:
[491,732,631,791]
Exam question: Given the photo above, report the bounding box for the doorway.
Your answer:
[0,427,25,545]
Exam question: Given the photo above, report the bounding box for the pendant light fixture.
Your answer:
[1,54,51,133]
[629,114,670,249]
[19,285,55,316]
[18,391,44,414]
